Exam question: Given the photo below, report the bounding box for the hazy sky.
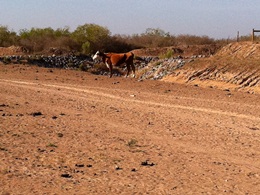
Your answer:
[1,0,259,39]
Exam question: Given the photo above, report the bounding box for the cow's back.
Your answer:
[125,52,134,63]
[105,52,134,66]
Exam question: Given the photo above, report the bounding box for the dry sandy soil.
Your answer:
[1,63,260,195]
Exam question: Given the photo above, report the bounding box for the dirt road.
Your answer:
[1,64,260,194]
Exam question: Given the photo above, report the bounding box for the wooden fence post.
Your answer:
[252,29,255,42]
[252,29,260,42]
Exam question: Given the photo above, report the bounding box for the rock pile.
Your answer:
[137,57,193,80]
[0,52,207,79]
[27,55,93,69]
[0,54,93,70]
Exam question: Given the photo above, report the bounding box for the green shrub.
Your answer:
[79,63,88,71]
[2,57,11,64]
[159,50,174,59]
[127,138,138,147]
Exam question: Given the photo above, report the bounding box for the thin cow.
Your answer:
[93,51,135,78]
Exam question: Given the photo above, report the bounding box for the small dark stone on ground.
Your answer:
[31,112,43,117]
[75,164,85,168]
[61,173,72,178]
[141,160,155,166]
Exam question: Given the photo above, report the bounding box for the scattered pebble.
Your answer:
[37,148,46,153]
[61,173,72,178]
[57,133,64,137]
[115,166,123,170]
[2,113,12,117]
[112,81,120,84]
[148,122,153,125]
[248,127,259,131]
[30,112,43,117]
[75,164,85,168]
[226,93,232,96]
[141,160,155,166]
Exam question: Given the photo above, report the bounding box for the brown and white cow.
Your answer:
[92,51,135,78]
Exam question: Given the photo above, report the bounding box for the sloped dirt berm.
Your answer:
[162,42,260,94]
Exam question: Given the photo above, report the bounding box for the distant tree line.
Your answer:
[0,23,247,54]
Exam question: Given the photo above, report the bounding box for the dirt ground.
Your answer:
[0,64,260,194]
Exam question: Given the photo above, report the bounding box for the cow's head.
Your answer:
[92,51,102,60]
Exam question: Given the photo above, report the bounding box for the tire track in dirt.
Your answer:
[1,79,260,122]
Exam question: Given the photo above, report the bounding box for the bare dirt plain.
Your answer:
[0,62,260,195]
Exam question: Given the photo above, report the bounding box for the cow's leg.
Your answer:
[130,63,136,78]
[106,62,113,78]
[125,64,130,78]
[109,64,113,78]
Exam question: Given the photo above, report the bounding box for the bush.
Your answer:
[19,27,79,53]
[0,25,19,47]
[159,50,174,59]
[2,57,11,64]
[176,34,215,45]
[79,63,89,71]
[1,24,226,55]
[72,23,111,54]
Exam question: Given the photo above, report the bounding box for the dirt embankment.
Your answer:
[0,46,28,55]
[1,42,260,94]
[163,42,260,94]
[132,44,219,57]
